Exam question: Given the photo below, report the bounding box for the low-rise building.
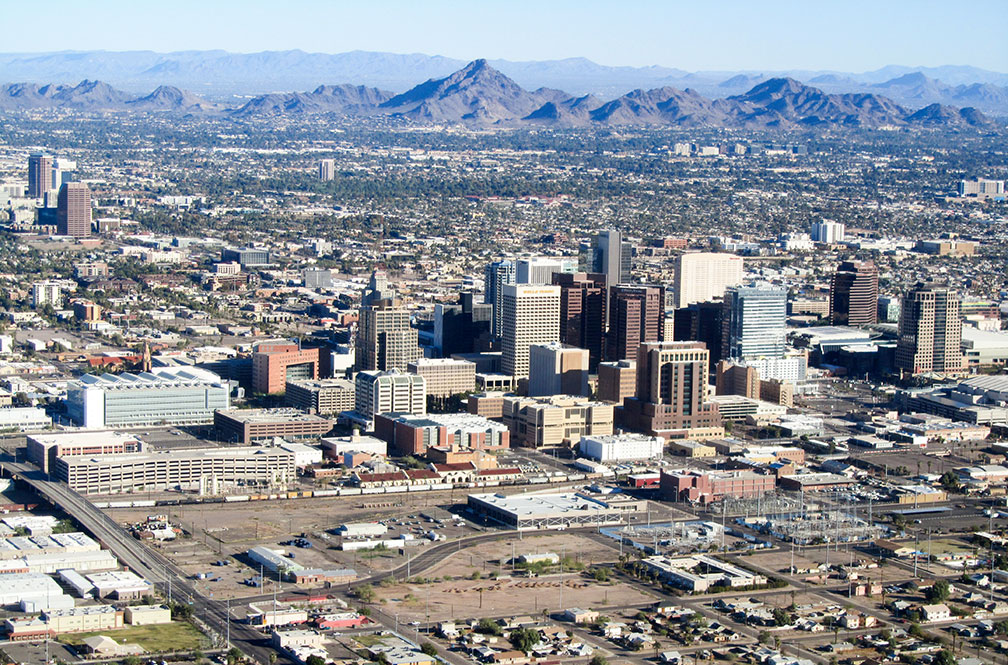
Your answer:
[285,379,355,415]
[374,412,509,457]
[215,408,333,445]
[642,555,766,592]
[43,605,124,634]
[579,433,664,462]
[503,394,613,448]
[124,605,171,625]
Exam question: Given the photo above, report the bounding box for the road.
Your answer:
[1,457,289,665]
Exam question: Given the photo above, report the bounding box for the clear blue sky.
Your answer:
[6,0,1007,72]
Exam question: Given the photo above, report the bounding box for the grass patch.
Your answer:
[56,621,206,652]
[354,634,386,648]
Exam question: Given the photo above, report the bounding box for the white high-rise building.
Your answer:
[318,159,336,181]
[673,252,744,308]
[32,282,62,309]
[355,370,426,418]
[501,284,561,380]
[516,256,577,285]
[810,220,845,244]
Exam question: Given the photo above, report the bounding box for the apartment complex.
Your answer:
[724,284,787,360]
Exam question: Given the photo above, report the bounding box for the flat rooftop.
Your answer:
[468,491,640,517]
[215,408,333,424]
[27,431,141,446]
[57,446,293,467]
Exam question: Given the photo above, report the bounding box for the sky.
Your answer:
[4,0,1007,73]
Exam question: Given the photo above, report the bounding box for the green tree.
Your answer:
[927,579,950,603]
[773,607,791,626]
[510,627,540,653]
[420,642,438,657]
[933,650,956,665]
[354,583,375,602]
[593,567,611,582]
[940,471,961,491]
[590,655,608,665]
[306,656,326,665]
[477,618,502,635]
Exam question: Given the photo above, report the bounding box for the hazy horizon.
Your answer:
[3,0,1006,73]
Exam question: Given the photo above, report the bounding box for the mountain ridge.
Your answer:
[0,63,1000,130]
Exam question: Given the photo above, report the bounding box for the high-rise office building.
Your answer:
[830,260,878,326]
[896,283,965,376]
[673,252,744,308]
[552,272,606,371]
[527,342,590,397]
[56,182,92,238]
[28,153,53,199]
[724,285,787,360]
[810,220,845,244]
[501,284,560,379]
[592,229,632,287]
[356,305,420,372]
[433,292,491,357]
[622,341,721,438]
[515,256,577,285]
[607,285,664,362]
[484,259,516,339]
[673,301,727,373]
[361,269,395,307]
[318,158,336,181]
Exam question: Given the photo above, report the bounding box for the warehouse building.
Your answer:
[42,605,124,634]
[0,572,72,611]
[467,491,645,530]
[65,367,231,429]
[52,447,295,495]
[0,548,118,575]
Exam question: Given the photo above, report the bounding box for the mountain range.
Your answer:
[0,60,999,130]
[1,49,1006,115]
